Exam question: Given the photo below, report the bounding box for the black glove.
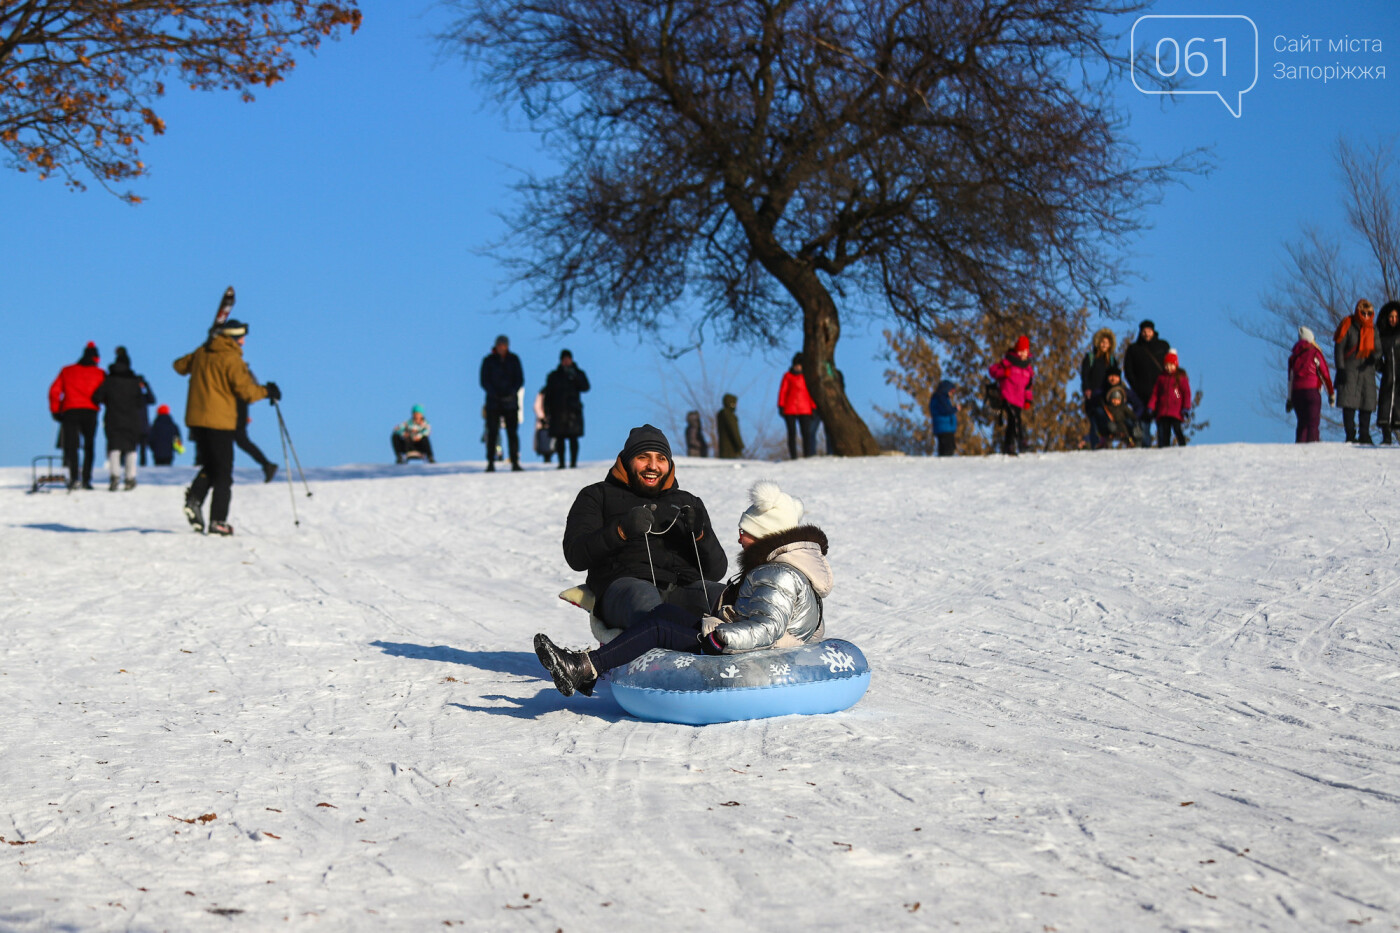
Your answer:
[698,628,725,655]
[675,504,698,535]
[1285,397,1293,413]
[619,505,654,540]
[52,412,61,422]
[265,382,282,403]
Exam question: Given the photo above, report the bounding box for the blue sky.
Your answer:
[4,0,1398,468]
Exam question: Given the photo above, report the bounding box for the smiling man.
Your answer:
[562,424,727,630]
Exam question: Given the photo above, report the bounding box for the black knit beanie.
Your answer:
[620,424,672,462]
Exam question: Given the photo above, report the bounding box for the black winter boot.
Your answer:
[1383,427,1394,446]
[183,495,205,533]
[533,633,597,697]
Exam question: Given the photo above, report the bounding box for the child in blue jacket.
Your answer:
[928,380,960,457]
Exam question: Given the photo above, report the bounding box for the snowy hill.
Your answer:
[2,445,1397,931]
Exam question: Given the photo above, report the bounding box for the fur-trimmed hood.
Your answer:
[738,524,833,597]
[1090,327,1117,358]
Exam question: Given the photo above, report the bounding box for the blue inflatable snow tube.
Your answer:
[607,639,870,725]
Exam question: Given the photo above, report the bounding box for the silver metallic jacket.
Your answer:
[716,534,834,653]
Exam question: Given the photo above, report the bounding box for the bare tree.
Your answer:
[1243,138,1400,423]
[0,1,362,202]
[448,0,1187,454]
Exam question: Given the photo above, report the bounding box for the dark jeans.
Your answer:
[935,432,955,457]
[1342,407,1373,443]
[1083,397,1101,448]
[783,414,818,458]
[1155,417,1186,447]
[60,409,98,484]
[1293,388,1322,443]
[590,603,704,674]
[1001,405,1026,455]
[599,577,724,630]
[554,435,579,468]
[392,433,434,460]
[485,405,520,465]
[187,429,236,523]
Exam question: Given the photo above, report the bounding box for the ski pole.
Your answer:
[272,400,312,498]
[273,401,300,527]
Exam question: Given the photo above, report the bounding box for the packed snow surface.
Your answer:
[2,444,1397,931]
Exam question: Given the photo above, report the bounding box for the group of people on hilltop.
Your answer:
[458,335,592,472]
[1078,320,1193,451]
[941,320,1192,458]
[683,353,830,462]
[1288,298,1400,445]
[46,317,282,537]
[48,342,185,491]
[413,337,830,470]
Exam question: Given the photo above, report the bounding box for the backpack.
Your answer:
[983,380,1005,412]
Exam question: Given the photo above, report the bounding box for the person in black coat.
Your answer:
[562,424,728,630]
[1377,301,1400,445]
[148,404,183,465]
[1123,320,1169,444]
[480,334,525,471]
[544,349,590,469]
[91,346,155,490]
[235,374,278,483]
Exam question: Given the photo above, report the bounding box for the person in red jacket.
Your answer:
[777,353,818,459]
[1147,349,1193,447]
[1287,326,1334,443]
[989,336,1034,456]
[48,341,106,490]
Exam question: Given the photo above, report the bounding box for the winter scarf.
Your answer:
[1335,313,1376,360]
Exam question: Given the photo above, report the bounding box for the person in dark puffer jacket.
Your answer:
[92,346,155,490]
[1124,320,1170,444]
[536,480,832,698]
[1375,302,1400,445]
[562,424,728,632]
[148,404,183,465]
[480,334,525,471]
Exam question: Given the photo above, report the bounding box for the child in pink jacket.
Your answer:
[1147,349,1192,447]
[989,336,1034,456]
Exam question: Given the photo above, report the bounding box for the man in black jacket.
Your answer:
[1123,320,1170,445]
[480,335,525,472]
[563,424,728,629]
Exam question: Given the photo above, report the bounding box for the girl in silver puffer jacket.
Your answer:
[535,481,833,697]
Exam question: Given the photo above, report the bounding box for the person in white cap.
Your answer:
[535,479,834,698]
[1287,325,1334,444]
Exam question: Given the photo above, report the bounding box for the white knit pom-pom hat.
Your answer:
[738,480,804,537]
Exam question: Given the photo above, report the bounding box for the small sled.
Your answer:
[402,450,426,461]
[29,455,68,494]
[558,585,622,644]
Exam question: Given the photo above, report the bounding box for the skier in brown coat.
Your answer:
[172,319,279,536]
